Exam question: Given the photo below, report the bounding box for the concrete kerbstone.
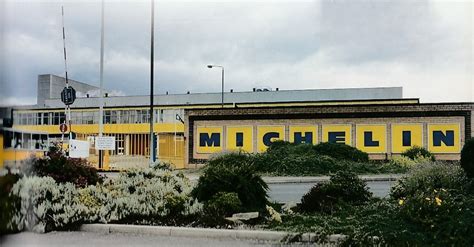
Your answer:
[80,224,339,243]
[169,226,237,239]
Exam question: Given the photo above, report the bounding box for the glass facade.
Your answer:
[13,108,184,125]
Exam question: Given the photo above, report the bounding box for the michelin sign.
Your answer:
[196,123,461,154]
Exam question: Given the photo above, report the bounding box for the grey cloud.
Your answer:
[1,0,472,104]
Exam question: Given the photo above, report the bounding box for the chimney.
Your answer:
[230,89,233,93]
[253,88,256,92]
[276,88,279,91]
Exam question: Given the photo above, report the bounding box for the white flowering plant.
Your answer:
[8,168,203,232]
[80,168,202,226]
[9,176,88,233]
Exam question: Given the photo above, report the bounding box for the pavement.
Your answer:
[1,231,265,247]
[77,224,346,244]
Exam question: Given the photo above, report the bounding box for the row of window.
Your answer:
[13,109,184,125]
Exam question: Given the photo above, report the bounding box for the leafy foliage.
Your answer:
[401,145,435,161]
[6,168,202,233]
[9,176,88,233]
[25,145,102,188]
[202,192,242,225]
[192,153,269,213]
[299,171,372,213]
[312,142,369,162]
[390,162,470,200]
[268,161,474,245]
[0,171,21,235]
[461,138,474,178]
[252,142,405,176]
[88,168,202,225]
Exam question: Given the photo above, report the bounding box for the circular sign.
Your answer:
[60,123,68,133]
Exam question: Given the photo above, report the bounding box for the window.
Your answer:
[110,111,118,124]
[43,112,50,125]
[53,112,65,125]
[104,110,111,124]
[82,111,95,124]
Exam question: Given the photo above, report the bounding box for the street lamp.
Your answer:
[207,64,224,108]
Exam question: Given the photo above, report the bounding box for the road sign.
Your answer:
[95,136,115,150]
[69,140,90,158]
[61,86,76,105]
[60,123,68,133]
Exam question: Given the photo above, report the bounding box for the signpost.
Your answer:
[69,140,90,158]
[95,136,115,150]
[61,86,76,105]
[60,123,68,133]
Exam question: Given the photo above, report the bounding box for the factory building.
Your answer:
[3,74,473,169]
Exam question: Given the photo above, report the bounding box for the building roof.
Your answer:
[40,86,403,109]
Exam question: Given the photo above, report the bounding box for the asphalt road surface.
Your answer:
[1,231,271,247]
[268,181,396,203]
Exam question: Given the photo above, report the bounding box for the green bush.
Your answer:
[25,145,102,188]
[299,171,372,213]
[312,142,369,162]
[193,154,268,213]
[390,161,474,245]
[202,192,242,225]
[252,142,405,176]
[0,171,21,235]
[461,138,474,178]
[390,162,470,200]
[401,146,435,161]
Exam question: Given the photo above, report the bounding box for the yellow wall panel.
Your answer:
[356,124,387,153]
[289,125,318,145]
[322,125,352,145]
[226,126,254,153]
[257,126,285,152]
[13,123,184,135]
[196,126,223,154]
[428,124,461,153]
[391,124,423,153]
[0,134,3,168]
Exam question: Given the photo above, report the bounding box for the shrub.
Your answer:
[90,168,202,225]
[193,155,268,213]
[401,146,435,161]
[202,192,242,225]
[0,171,21,235]
[299,171,372,213]
[391,161,474,245]
[390,162,470,200]
[312,142,369,162]
[461,138,474,178]
[389,155,432,169]
[25,145,102,188]
[9,176,87,233]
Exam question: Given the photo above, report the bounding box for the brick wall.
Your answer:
[185,102,474,165]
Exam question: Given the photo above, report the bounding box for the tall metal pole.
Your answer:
[98,0,105,169]
[221,67,224,108]
[61,5,71,151]
[149,0,155,166]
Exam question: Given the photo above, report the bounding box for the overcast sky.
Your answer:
[0,0,473,105]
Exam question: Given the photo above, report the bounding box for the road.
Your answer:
[268,180,395,203]
[100,172,396,203]
[1,231,268,247]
